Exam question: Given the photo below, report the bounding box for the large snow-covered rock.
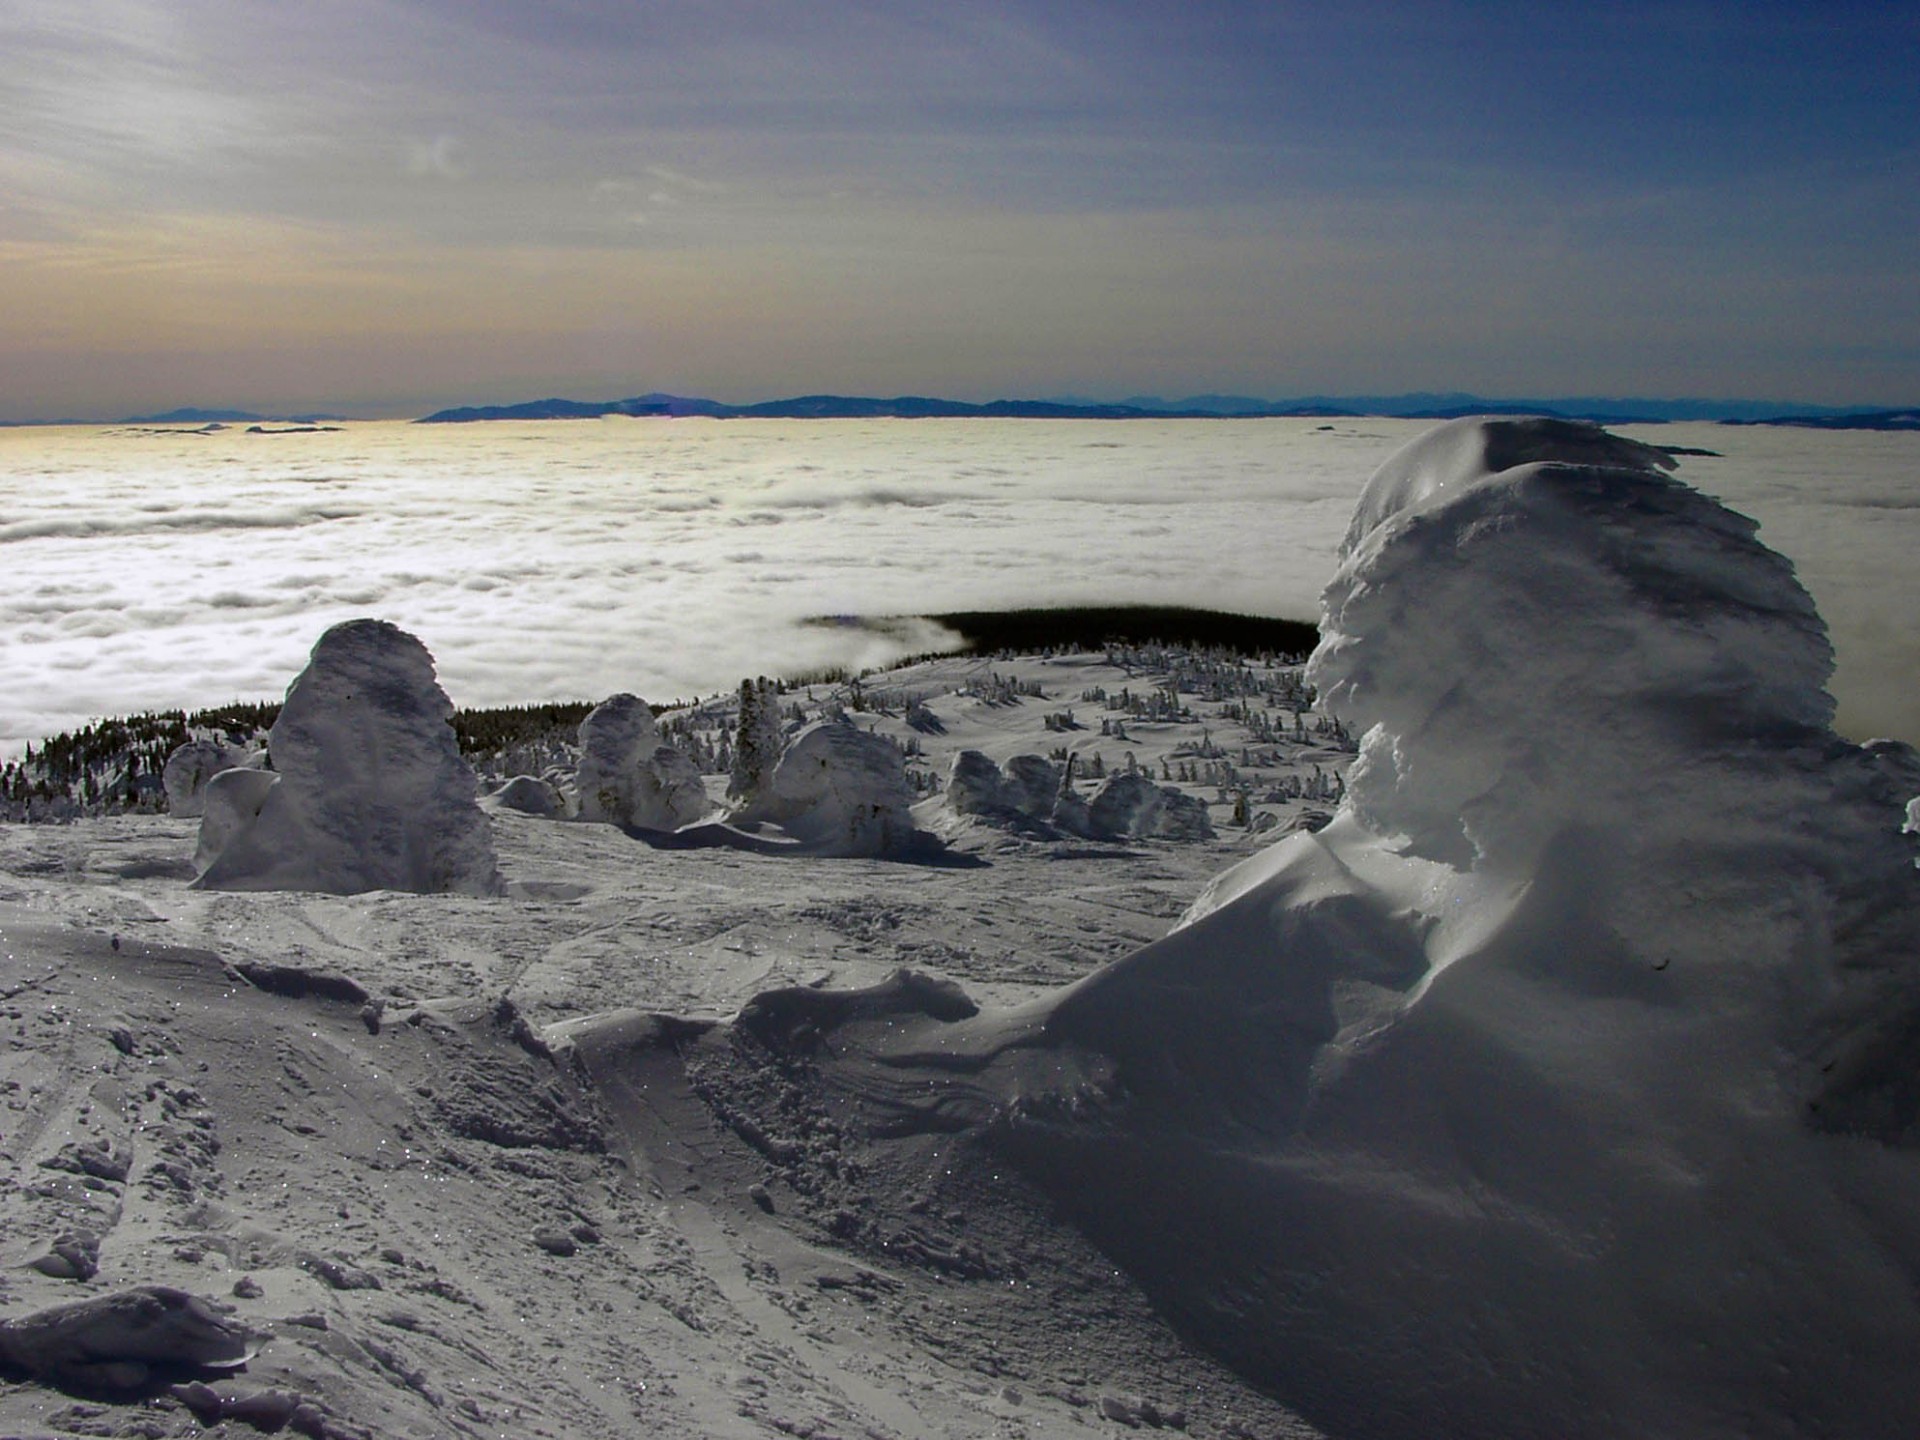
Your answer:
[756,718,919,856]
[160,740,253,819]
[574,694,709,831]
[193,620,501,896]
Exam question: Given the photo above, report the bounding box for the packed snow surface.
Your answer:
[193,619,502,895]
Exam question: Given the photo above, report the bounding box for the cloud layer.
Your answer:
[0,418,1913,753]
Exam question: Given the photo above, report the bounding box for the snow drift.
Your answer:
[193,620,501,896]
[735,418,1920,1439]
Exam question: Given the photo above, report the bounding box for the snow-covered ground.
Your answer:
[3,417,1917,1439]
[1,642,1345,1439]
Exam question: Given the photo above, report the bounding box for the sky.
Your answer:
[2,1,1917,421]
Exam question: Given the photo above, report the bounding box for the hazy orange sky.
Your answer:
[3,1,1916,420]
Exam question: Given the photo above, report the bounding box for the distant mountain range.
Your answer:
[415,391,1920,429]
[120,407,352,425]
[3,396,1913,430]
[416,393,1236,423]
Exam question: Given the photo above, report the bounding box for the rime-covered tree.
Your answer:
[728,677,786,811]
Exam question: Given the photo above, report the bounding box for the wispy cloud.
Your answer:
[404,134,471,180]
[0,1,1916,415]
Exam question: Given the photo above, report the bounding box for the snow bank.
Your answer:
[817,418,1920,1439]
[575,694,709,831]
[193,620,501,895]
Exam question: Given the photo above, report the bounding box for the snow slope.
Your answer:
[0,645,1334,1438]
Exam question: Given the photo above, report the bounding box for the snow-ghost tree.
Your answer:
[1086,771,1215,841]
[946,749,1013,817]
[161,739,253,819]
[493,774,566,817]
[192,767,279,875]
[193,620,501,895]
[575,694,709,831]
[754,717,920,856]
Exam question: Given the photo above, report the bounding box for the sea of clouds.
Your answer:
[1,417,1914,755]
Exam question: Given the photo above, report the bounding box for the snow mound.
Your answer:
[575,694,710,830]
[193,620,501,895]
[1002,754,1063,816]
[1086,771,1214,841]
[1036,417,1920,1437]
[947,751,1211,842]
[492,774,566,817]
[1313,414,1839,876]
[755,717,920,856]
[160,740,253,819]
[945,749,1013,817]
[192,767,278,873]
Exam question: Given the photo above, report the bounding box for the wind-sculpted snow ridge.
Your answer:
[694,417,1920,1440]
[193,620,502,895]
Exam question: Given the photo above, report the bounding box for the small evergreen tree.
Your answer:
[728,677,785,807]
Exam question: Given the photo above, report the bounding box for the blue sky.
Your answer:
[2,1,1915,418]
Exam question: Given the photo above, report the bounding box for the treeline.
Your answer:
[2,702,278,817]
[4,698,608,820]
[927,606,1319,661]
[451,701,597,757]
